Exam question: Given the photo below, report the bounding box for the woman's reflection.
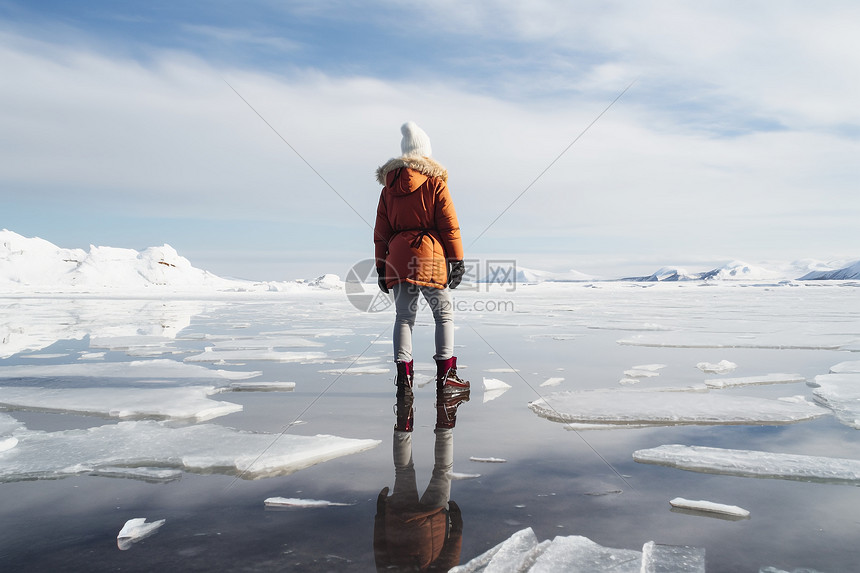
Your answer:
[373,392,468,571]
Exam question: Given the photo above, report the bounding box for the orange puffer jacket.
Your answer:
[374,156,464,289]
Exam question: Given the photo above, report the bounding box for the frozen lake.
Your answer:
[1,281,859,571]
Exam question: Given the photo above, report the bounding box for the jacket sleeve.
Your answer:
[434,181,464,261]
[374,191,393,268]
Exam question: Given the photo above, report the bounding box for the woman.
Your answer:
[374,121,470,432]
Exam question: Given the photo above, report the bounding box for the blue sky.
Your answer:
[2,1,859,280]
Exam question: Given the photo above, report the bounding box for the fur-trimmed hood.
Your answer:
[375,155,448,186]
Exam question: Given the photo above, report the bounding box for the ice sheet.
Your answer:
[0,358,261,380]
[618,332,855,351]
[226,381,296,392]
[185,348,327,363]
[0,420,380,481]
[529,390,826,426]
[704,373,806,389]
[830,361,860,374]
[540,377,564,387]
[634,444,860,484]
[809,373,860,429]
[0,385,242,421]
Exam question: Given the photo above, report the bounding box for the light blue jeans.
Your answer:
[392,282,454,362]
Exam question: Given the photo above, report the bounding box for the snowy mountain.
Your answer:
[798,260,860,280]
[626,261,796,282]
[623,266,700,282]
[0,230,338,293]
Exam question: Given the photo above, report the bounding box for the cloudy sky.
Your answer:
[2,1,858,280]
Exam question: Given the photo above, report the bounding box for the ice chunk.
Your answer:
[0,386,242,421]
[470,457,507,463]
[704,373,806,389]
[0,420,380,482]
[540,377,564,387]
[263,497,352,508]
[529,389,826,427]
[117,517,165,550]
[624,364,666,378]
[451,472,481,480]
[451,528,705,573]
[696,360,737,374]
[529,535,642,572]
[809,373,860,429]
[668,498,750,518]
[483,377,512,402]
[641,541,706,573]
[634,444,860,484]
[449,527,545,573]
[0,359,261,380]
[483,378,512,391]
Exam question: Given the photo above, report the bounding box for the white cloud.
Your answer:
[2,2,859,278]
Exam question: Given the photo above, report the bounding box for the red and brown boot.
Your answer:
[435,356,470,429]
[394,360,414,432]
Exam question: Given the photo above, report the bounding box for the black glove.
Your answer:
[447,260,465,289]
[377,266,389,294]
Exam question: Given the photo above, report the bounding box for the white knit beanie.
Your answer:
[400,121,432,158]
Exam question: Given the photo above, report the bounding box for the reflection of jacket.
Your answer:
[373,487,463,571]
[374,156,464,290]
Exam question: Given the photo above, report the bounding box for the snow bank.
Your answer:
[799,259,860,280]
[634,444,860,484]
[0,229,338,293]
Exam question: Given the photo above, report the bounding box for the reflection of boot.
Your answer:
[435,357,469,429]
[394,360,414,432]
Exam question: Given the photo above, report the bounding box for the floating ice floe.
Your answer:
[185,348,328,363]
[0,420,380,482]
[540,377,564,387]
[623,364,666,378]
[0,358,261,381]
[226,381,296,392]
[529,389,826,427]
[209,336,325,350]
[449,527,705,573]
[830,361,860,374]
[483,377,512,402]
[470,457,507,463]
[91,467,183,482]
[669,498,750,518]
[704,373,806,389]
[451,472,481,480]
[264,497,352,508]
[809,373,860,429]
[633,444,860,485]
[0,386,242,421]
[696,360,737,374]
[117,517,166,550]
